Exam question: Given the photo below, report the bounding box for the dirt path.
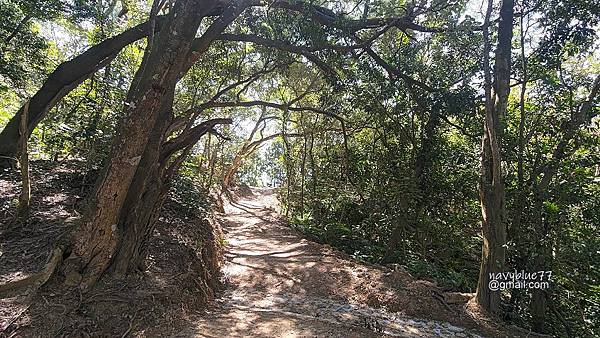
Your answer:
[177,188,489,338]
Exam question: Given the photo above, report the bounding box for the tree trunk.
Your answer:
[475,126,507,312]
[4,14,32,44]
[509,12,529,316]
[475,0,513,314]
[526,75,600,331]
[111,92,174,277]
[382,103,439,263]
[16,100,31,220]
[529,193,548,332]
[208,139,221,188]
[223,153,245,187]
[282,112,293,217]
[62,0,218,290]
[300,131,307,216]
[381,195,410,264]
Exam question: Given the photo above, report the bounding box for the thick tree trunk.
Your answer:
[0,20,161,167]
[475,130,506,312]
[111,92,174,277]
[62,0,218,290]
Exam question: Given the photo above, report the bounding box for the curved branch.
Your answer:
[268,0,446,33]
[217,25,391,53]
[196,100,346,123]
[185,0,256,71]
[0,17,167,162]
[245,132,303,153]
[216,32,434,91]
[162,118,233,160]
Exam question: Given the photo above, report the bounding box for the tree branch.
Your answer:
[195,100,346,123]
[162,118,233,160]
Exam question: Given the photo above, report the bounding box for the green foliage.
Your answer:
[0,0,49,90]
[0,0,598,336]
[169,175,211,218]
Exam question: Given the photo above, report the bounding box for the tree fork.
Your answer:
[62,0,220,290]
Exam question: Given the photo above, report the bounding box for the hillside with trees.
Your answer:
[0,0,598,337]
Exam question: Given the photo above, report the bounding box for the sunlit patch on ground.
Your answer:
[185,188,490,337]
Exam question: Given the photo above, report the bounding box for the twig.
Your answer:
[120,307,138,338]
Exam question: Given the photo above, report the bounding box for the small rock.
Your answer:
[446,324,465,332]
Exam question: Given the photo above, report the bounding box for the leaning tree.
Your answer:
[1,0,462,292]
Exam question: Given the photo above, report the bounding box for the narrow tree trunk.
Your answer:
[530,193,548,332]
[16,100,31,220]
[475,0,513,314]
[382,103,439,263]
[510,11,529,313]
[223,153,245,187]
[381,195,409,264]
[208,140,221,188]
[527,76,600,330]
[300,132,307,216]
[4,14,32,44]
[309,131,317,197]
[282,112,292,217]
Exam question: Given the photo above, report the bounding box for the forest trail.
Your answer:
[180,188,484,338]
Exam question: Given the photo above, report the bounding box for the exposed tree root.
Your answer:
[0,247,63,299]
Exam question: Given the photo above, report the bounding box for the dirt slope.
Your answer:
[0,162,224,337]
[178,188,528,338]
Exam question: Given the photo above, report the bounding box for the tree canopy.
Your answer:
[0,0,598,336]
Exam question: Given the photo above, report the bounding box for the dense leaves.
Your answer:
[0,0,598,336]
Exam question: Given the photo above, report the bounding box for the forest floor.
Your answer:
[175,187,534,338]
[0,161,222,337]
[0,162,539,337]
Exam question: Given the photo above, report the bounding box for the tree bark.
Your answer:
[110,90,175,277]
[475,0,513,314]
[16,100,31,220]
[62,0,219,290]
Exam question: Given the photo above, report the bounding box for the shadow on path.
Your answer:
[179,188,486,338]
